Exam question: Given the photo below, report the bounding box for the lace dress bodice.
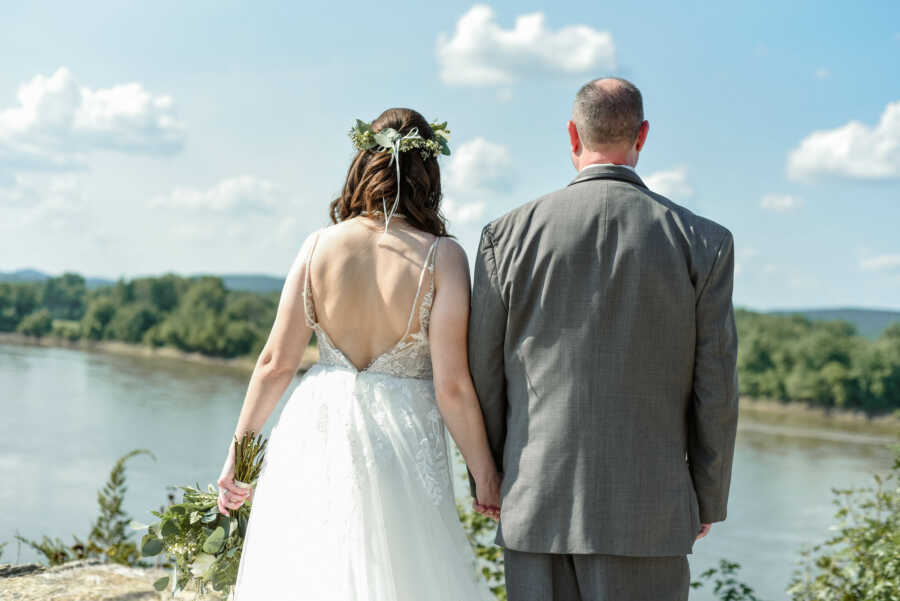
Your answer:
[302,227,440,380]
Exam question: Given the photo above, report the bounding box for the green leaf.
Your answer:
[160,518,179,538]
[128,520,149,531]
[202,526,226,554]
[140,536,163,557]
[153,576,170,591]
[373,128,400,148]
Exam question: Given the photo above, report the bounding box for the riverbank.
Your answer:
[0,332,319,375]
[3,332,899,438]
[739,397,900,439]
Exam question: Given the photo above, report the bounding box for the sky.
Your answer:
[1,1,899,311]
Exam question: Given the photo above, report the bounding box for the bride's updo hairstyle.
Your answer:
[330,108,448,237]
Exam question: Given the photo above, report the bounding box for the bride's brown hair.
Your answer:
[330,108,448,237]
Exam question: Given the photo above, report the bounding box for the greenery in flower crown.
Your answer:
[349,118,451,161]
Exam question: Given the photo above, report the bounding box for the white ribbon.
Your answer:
[381,127,420,234]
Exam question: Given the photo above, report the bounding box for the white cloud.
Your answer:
[150,176,285,214]
[643,166,694,199]
[761,193,803,212]
[860,254,900,272]
[0,67,185,172]
[442,137,512,224]
[436,5,615,86]
[1,174,96,233]
[446,137,511,190]
[0,174,38,207]
[787,100,900,180]
[814,67,830,80]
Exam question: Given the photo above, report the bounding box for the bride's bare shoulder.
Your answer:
[433,236,470,287]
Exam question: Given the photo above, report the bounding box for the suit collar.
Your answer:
[567,164,647,189]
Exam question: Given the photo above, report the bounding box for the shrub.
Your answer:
[788,447,900,601]
[15,449,155,566]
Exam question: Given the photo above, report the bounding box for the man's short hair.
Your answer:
[572,77,644,148]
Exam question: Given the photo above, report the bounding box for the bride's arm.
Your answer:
[429,238,502,515]
[217,231,317,513]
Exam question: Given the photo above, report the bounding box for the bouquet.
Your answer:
[134,431,268,598]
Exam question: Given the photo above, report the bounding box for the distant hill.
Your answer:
[200,273,284,294]
[0,268,48,283]
[768,308,900,338]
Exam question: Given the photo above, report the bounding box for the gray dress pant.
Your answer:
[504,548,690,601]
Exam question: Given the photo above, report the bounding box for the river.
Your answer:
[1,342,895,600]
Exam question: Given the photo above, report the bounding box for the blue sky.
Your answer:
[1,1,899,310]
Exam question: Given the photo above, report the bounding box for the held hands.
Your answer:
[217,453,253,516]
[473,471,502,521]
[696,523,712,540]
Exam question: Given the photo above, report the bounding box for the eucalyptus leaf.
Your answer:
[190,552,216,576]
[202,526,226,554]
[161,518,179,538]
[153,576,170,591]
[141,536,163,557]
[373,129,400,148]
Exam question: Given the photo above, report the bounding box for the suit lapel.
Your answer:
[567,164,648,190]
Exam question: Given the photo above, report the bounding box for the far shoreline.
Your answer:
[3,332,899,438]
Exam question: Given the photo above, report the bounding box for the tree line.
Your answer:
[2,272,898,412]
[736,309,900,413]
[1,272,279,360]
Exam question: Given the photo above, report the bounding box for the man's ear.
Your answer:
[635,120,650,152]
[567,120,581,155]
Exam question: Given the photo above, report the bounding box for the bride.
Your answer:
[216,108,502,600]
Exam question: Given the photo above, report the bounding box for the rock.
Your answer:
[0,559,226,600]
[0,563,45,578]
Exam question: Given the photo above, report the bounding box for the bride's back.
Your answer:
[306,216,439,371]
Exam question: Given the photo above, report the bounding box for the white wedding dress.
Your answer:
[232,229,495,600]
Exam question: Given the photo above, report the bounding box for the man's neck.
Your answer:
[575,152,634,171]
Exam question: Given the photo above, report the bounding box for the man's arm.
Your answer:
[688,230,739,525]
[466,224,509,499]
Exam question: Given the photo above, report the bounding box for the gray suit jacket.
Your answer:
[467,164,739,557]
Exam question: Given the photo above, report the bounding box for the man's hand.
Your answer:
[696,523,712,540]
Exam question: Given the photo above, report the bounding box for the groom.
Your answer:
[467,77,739,600]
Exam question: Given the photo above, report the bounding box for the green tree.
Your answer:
[40,273,87,320]
[104,302,160,343]
[16,308,53,337]
[0,282,39,331]
[80,297,118,340]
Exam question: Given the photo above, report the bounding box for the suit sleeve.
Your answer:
[466,224,508,498]
[688,230,739,523]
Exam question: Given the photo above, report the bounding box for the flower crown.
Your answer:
[348,119,451,160]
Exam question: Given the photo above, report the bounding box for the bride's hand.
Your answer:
[473,471,502,521]
[217,455,252,516]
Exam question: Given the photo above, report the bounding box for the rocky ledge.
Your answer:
[0,559,224,600]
